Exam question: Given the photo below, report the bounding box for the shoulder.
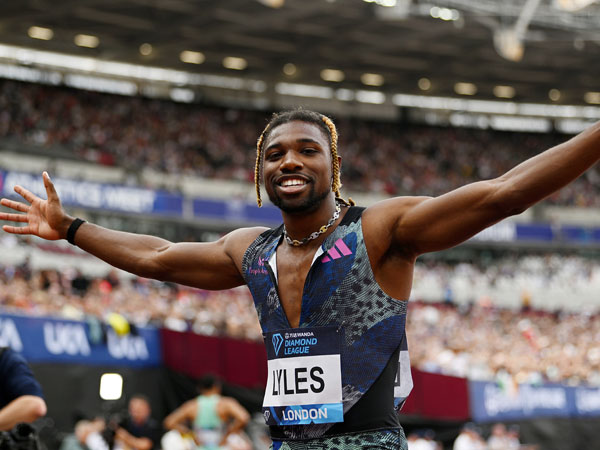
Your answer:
[179,398,200,415]
[222,226,269,259]
[220,396,240,406]
[363,196,432,222]
[0,349,44,399]
[219,396,247,415]
[359,196,432,263]
[362,196,430,238]
[0,347,30,374]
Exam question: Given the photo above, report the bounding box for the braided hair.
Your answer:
[254,109,354,207]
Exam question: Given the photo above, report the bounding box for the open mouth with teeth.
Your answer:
[276,177,309,193]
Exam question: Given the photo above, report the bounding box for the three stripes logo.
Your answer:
[322,238,353,263]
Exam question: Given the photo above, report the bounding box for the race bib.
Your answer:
[262,327,343,426]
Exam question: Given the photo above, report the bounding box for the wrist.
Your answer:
[64,217,86,245]
[58,216,75,240]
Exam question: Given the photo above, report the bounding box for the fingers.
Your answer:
[43,171,59,202]
[0,212,29,222]
[2,224,33,235]
[0,198,30,213]
[13,185,37,204]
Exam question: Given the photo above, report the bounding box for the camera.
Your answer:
[0,423,40,450]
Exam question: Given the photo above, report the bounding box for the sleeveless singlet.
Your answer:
[194,395,222,448]
[242,206,413,440]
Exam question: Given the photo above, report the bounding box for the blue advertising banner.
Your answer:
[472,221,600,245]
[469,380,600,422]
[515,223,555,242]
[0,171,182,216]
[2,170,600,240]
[573,386,600,417]
[192,197,282,226]
[0,313,161,367]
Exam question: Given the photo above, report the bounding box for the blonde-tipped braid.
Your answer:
[254,125,270,207]
[254,113,354,207]
[320,116,354,206]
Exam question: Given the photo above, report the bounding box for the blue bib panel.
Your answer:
[242,206,412,440]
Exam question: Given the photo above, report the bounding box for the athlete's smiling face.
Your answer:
[262,121,334,214]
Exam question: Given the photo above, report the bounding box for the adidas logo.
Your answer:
[322,238,353,263]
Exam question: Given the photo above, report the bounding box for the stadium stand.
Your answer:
[1,79,599,207]
[1,234,599,388]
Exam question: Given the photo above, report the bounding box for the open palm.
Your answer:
[0,172,67,241]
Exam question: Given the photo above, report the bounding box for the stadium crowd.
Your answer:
[1,79,599,206]
[1,238,599,388]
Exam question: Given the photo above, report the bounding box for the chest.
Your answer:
[274,247,319,328]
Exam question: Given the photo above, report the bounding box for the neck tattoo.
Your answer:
[283,201,342,247]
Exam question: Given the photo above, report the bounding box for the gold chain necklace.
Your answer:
[283,201,341,247]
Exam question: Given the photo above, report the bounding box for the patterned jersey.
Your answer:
[242,206,412,440]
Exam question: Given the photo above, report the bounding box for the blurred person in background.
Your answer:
[486,423,508,450]
[64,395,161,450]
[407,429,436,450]
[113,394,162,450]
[0,346,47,431]
[453,423,485,450]
[163,375,250,450]
[1,110,599,449]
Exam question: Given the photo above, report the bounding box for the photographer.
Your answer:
[70,395,161,450]
[0,347,47,431]
[113,395,162,450]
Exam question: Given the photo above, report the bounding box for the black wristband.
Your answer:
[66,218,86,245]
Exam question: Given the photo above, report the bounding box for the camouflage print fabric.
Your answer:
[242,206,412,439]
[270,428,408,450]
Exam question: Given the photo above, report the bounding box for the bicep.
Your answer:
[390,179,511,256]
[151,228,265,289]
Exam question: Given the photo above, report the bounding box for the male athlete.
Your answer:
[1,110,599,449]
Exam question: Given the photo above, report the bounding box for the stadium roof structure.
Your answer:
[0,0,599,107]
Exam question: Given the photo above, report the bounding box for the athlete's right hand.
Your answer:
[0,171,71,240]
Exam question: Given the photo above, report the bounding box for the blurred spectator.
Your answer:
[486,423,508,450]
[453,423,485,450]
[114,394,162,450]
[506,425,521,450]
[407,429,437,450]
[65,395,161,450]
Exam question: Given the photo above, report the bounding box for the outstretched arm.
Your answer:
[0,395,47,431]
[0,172,265,289]
[115,427,154,450]
[367,121,600,258]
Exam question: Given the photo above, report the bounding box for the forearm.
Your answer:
[392,122,600,256]
[223,418,246,439]
[497,121,600,212]
[115,428,153,450]
[63,219,173,279]
[165,421,193,435]
[0,396,47,431]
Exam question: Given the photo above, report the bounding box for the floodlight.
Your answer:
[555,0,598,11]
[494,29,524,62]
[99,373,123,400]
